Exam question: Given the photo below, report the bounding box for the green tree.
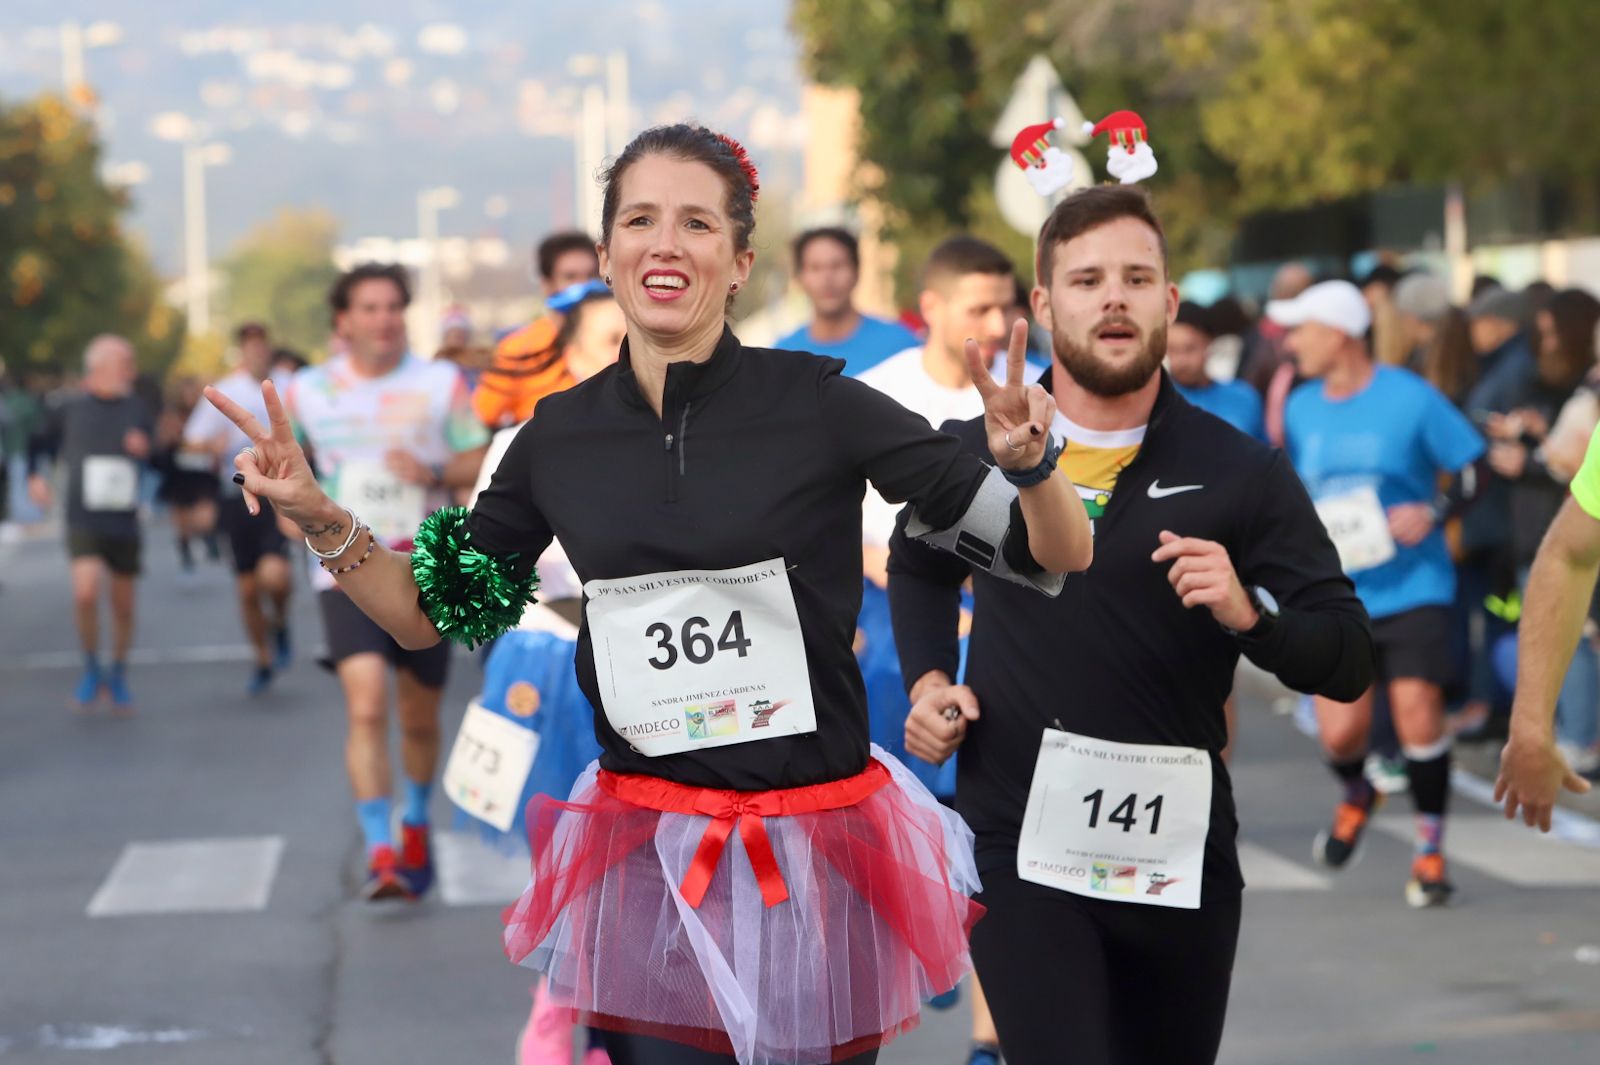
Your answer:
[0,93,183,377]
[218,208,341,358]
[1179,0,1600,212]
[791,0,1240,296]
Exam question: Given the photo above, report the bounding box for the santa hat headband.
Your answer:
[1082,110,1148,153]
[1010,118,1066,170]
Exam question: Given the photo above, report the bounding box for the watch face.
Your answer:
[1255,586,1280,618]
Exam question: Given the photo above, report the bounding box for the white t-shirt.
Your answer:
[855,346,1045,547]
[183,369,295,488]
[469,422,581,604]
[286,353,488,590]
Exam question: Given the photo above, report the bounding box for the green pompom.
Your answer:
[412,506,539,650]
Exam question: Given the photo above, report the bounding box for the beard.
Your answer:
[1053,317,1169,397]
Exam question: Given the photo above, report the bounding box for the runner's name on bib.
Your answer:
[336,459,426,543]
[82,455,139,512]
[1017,729,1212,910]
[1314,486,1396,573]
[443,699,539,833]
[582,558,817,757]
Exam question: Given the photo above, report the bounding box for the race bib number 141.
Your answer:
[1017,730,1212,909]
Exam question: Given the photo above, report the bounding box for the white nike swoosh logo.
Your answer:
[1148,481,1204,499]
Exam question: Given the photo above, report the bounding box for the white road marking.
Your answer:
[1237,841,1331,891]
[36,1024,212,1050]
[87,837,284,916]
[1372,813,1600,887]
[435,830,530,907]
[0,643,259,671]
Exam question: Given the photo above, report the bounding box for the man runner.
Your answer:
[888,187,1373,1065]
[275,264,489,900]
[29,335,153,713]
[185,322,295,694]
[1276,280,1485,908]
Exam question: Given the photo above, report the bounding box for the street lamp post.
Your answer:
[182,142,230,335]
[59,20,122,110]
[417,186,460,351]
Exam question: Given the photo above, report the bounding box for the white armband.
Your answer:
[904,466,1066,597]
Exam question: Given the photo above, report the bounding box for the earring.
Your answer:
[603,275,612,286]
[729,282,739,292]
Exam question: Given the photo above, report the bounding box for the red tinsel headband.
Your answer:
[715,132,760,205]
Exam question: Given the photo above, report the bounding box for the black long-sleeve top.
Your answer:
[466,326,1032,791]
[888,374,1374,891]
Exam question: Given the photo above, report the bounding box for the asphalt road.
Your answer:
[2,520,1597,1064]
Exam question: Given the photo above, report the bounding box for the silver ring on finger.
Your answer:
[1004,429,1023,452]
[238,446,258,464]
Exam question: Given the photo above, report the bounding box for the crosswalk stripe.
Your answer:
[1372,814,1600,887]
[1237,841,1331,891]
[435,830,530,907]
[88,836,284,916]
[0,644,257,672]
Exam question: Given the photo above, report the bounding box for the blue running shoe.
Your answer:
[246,665,274,696]
[967,1044,1001,1065]
[73,662,102,708]
[928,985,961,1011]
[105,664,134,714]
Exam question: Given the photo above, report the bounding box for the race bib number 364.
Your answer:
[582,559,817,757]
[1017,730,1212,909]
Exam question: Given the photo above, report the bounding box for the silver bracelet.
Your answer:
[304,505,366,559]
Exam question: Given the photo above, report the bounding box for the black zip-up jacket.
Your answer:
[467,326,1030,791]
[888,374,1374,892]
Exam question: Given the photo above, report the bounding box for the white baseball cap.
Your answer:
[1265,279,1372,337]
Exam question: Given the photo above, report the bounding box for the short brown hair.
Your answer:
[329,263,411,321]
[793,227,859,271]
[1036,186,1168,287]
[920,235,1014,295]
[536,231,598,282]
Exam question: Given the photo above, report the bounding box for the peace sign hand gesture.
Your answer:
[203,379,332,528]
[970,319,1055,471]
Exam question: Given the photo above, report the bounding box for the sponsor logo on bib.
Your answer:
[506,682,541,718]
[1091,863,1138,895]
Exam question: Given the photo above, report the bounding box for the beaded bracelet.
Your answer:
[320,528,377,575]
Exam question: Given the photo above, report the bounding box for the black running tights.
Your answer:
[970,866,1241,1065]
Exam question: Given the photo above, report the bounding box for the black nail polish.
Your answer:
[232,472,246,485]
[1030,425,1041,436]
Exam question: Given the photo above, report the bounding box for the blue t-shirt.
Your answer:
[1285,366,1484,620]
[1176,379,1265,441]
[774,315,921,377]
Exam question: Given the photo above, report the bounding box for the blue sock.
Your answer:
[402,779,431,827]
[356,797,393,853]
[83,653,101,677]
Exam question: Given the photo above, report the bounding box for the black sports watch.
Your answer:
[1231,585,1280,640]
[1000,435,1064,489]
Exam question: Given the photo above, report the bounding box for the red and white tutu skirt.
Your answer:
[502,745,983,1064]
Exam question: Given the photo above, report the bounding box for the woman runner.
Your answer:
[205,124,1091,1065]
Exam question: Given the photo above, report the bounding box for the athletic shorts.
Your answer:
[67,527,141,576]
[1371,605,1453,687]
[218,492,289,575]
[317,588,450,689]
[970,865,1241,1065]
